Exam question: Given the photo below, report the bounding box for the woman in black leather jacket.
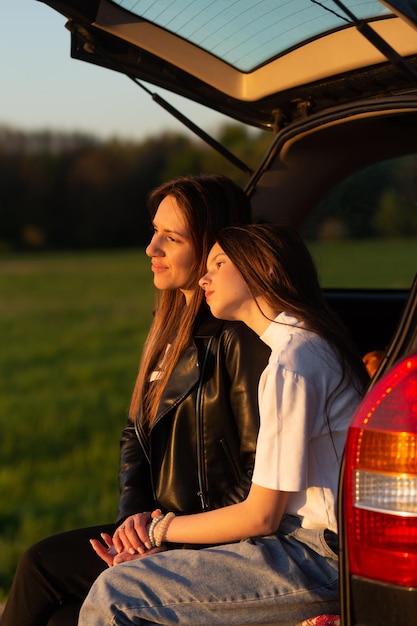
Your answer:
[119,309,267,521]
[1,174,269,626]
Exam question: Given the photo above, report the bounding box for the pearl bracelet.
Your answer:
[154,512,176,547]
[148,514,164,548]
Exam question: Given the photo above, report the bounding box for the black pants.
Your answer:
[0,524,115,626]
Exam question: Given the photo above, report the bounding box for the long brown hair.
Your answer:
[215,223,369,393]
[129,174,252,426]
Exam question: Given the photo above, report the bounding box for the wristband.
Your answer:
[154,512,176,547]
[148,514,164,548]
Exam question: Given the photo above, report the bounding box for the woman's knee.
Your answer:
[14,539,50,578]
[15,532,74,583]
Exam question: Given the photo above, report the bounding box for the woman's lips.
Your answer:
[151,263,168,272]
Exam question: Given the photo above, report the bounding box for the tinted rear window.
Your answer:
[302,154,417,289]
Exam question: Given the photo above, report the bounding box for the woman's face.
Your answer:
[199,243,252,322]
[146,195,196,301]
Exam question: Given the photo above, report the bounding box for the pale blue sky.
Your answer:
[1,0,231,141]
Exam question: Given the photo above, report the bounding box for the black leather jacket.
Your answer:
[117,308,270,524]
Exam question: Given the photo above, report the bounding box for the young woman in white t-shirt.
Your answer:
[79,223,369,626]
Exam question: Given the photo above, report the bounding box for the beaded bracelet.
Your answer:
[148,514,164,548]
[154,512,176,547]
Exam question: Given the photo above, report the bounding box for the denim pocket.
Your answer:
[279,514,339,560]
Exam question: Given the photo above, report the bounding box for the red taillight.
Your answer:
[344,353,417,587]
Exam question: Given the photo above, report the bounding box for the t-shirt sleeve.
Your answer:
[252,362,319,492]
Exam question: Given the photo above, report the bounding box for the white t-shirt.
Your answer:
[252,312,362,533]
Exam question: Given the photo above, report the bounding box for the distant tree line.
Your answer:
[1,124,416,251]
[0,124,270,251]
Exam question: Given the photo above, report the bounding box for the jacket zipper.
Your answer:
[195,337,213,511]
[218,437,241,484]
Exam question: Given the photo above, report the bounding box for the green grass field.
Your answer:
[308,238,417,288]
[0,250,154,599]
[0,239,416,600]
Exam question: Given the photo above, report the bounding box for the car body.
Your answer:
[37,1,417,624]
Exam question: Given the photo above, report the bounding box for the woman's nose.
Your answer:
[199,273,209,289]
[146,235,162,258]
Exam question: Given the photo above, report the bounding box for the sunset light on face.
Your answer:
[200,243,252,322]
[146,196,195,302]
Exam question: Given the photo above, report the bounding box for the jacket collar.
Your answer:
[151,306,224,427]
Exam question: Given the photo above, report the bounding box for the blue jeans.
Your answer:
[78,515,340,626]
